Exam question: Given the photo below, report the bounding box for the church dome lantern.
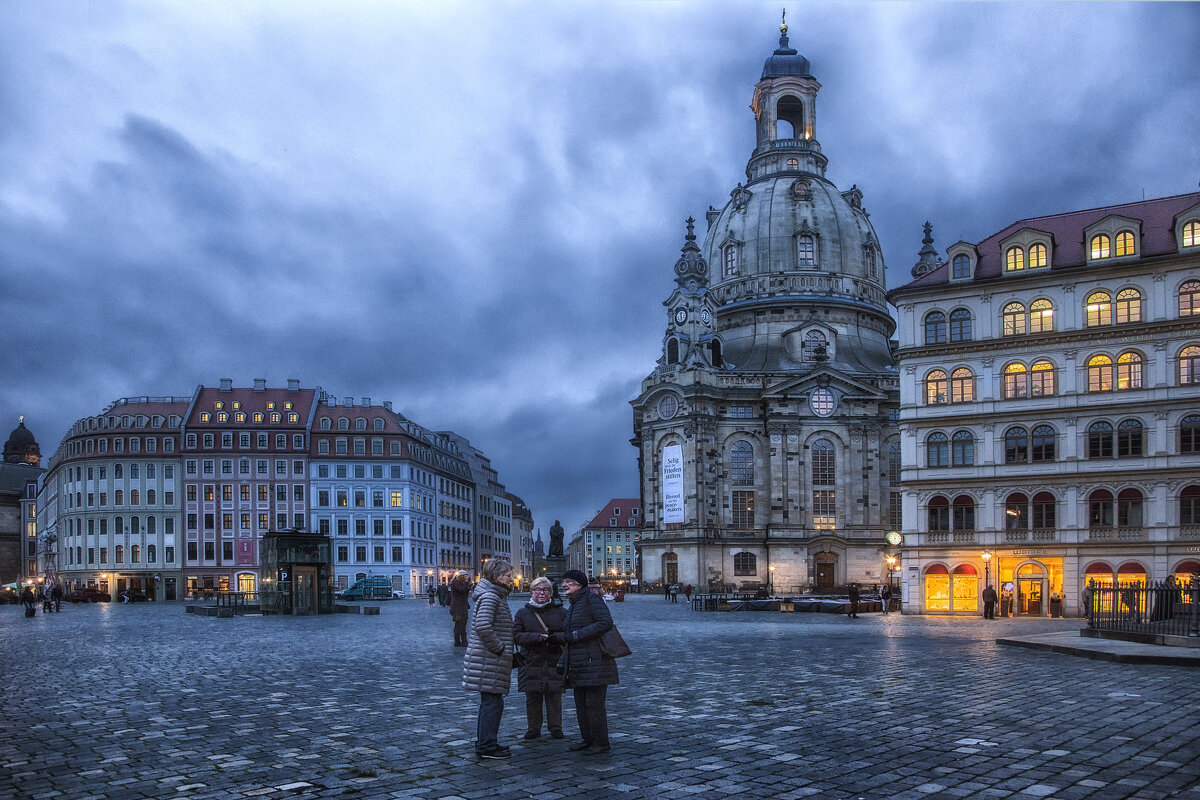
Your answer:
[4,416,41,466]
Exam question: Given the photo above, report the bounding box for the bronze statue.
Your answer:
[548,520,564,557]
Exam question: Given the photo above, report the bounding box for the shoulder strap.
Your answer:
[532,610,549,632]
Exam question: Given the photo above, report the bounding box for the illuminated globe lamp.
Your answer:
[981,550,993,587]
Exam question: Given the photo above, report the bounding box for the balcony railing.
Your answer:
[1183,526,1200,540]
[1030,528,1057,542]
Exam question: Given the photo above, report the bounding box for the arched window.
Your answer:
[797,234,816,266]
[373,418,385,431]
[1006,246,1025,271]
[1115,288,1142,323]
[1005,426,1028,464]
[730,441,754,484]
[1181,486,1200,525]
[1085,562,1116,589]
[356,418,367,431]
[925,311,947,344]
[319,417,331,430]
[666,338,679,364]
[1088,354,1114,392]
[1117,561,1146,587]
[924,564,950,612]
[950,368,974,402]
[724,243,739,277]
[1002,302,1026,336]
[1179,346,1200,385]
[1117,419,1144,458]
[1114,230,1136,257]
[1086,291,1112,327]
[952,564,978,612]
[1090,234,1111,259]
[1030,360,1055,396]
[1117,488,1144,527]
[709,339,723,367]
[949,309,972,342]
[1180,281,1200,316]
[733,551,757,576]
[952,495,975,531]
[1087,421,1114,458]
[925,370,948,405]
[1116,351,1143,390]
[1005,493,1029,530]
[337,417,349,430]
[1032,492,1056,530]
[1031,425,1056,462]
[1184,221,1200,248]
[1029,242,1047,268]
[1003,363,1028,399]
[928,495,950,531]
[926,432,949,467]
[1181,415,1200,454]
[1029,298,1054,332]
[811,439,836,529]
[951,431,974,466]
[786,157,799,170]
[952,254,970,279]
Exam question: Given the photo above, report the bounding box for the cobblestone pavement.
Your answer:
[3,596,1198,800]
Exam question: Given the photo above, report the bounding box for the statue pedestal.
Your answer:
[541,556,568,584]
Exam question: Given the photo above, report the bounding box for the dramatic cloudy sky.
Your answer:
[2,1,1197,537]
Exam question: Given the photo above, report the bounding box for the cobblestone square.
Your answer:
[3,597,1198,800]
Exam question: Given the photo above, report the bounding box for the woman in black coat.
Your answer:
[555,569,618,754]
[512,576,567,739]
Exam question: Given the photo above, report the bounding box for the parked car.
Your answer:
[391,589,408,600]
[69,588,111,603]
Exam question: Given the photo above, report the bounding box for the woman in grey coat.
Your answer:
[461,559,515,759]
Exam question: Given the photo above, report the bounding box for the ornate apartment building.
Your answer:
[888,193,1200,615]
[632,23,900,594]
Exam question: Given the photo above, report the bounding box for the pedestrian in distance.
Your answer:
[1081,580,1095,620]
[588,578,604,598]
[512,576,566,740]
[663,583,670,601]
[683,584,693,603]
[437,582,450,607]
[846,583,860,618]
[462,558,516,759]
[982,584,998,619]
[426,583,436,606]
[449,571,471,647]
[879,583,891,614]
[20,585,35,617]
[669,584,679,604]
[555,569,618,755]
[51,583,63,612]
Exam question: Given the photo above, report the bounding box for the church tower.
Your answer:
[632,20,900,595]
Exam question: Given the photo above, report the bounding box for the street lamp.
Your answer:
[769,565,776,597]
[981,550,992,587]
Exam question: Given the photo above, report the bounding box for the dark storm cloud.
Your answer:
[1,1,1196,534]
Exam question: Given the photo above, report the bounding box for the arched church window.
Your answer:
[730,442,754,484]
[786,157,799,170]
[723,244,739,277]
[733,552,757,576]
[666,338,679,365]
[709,339,723,368]
[803,331,828,362]
[776,95,804,140]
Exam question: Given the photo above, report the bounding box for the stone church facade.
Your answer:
[631,23,900,594]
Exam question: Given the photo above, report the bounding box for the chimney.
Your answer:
[361,397,370,407]
[287,379,301,391]
[219,378,233,392]
[252,378,267,392]
[382,401,392,411]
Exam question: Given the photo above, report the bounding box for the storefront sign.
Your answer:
[661,444,684,524]
[1009,550,1050,556]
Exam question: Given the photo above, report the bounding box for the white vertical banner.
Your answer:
[661,444,685,524]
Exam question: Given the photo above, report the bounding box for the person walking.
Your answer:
[20,585,35,616]
[512,576,566,740]
[664,583,671,601]
[556,569,618,755]
[846,583,860,618]
[462,559,516,759]
[982,584,998,619]
[426,583,436,606]
[669,584,678,604]
[51,583,63,612]
[449,571,471,647]
[879,583,891,614]
[437,582,450,607]
[683,584,693,603]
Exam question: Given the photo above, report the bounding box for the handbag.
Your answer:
[511,649,526,668]
[599,625,632,658]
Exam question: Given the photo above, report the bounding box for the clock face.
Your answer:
[886,531,902,546]
[674,308,688,325]
[700,309,712,325]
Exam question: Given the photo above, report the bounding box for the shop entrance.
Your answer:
[1016,563,1045,616]
[293,567,317,614]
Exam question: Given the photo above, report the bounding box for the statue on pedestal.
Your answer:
[548,520,565,558]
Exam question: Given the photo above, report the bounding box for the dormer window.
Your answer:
[951,254,970,279]
[1006,247,1025,272]
[1090,234,1111,259]
[1029,243,1047,268]
[1184,221,1200,248]
[1115,230,1136,257]
[798,234,816,266]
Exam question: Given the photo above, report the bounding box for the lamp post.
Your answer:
[981,550,992,588]
[769,565,776,597]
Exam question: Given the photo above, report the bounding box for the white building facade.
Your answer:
[889,193,1200,616]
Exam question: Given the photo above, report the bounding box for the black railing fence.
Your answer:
[1086,579,1200,638]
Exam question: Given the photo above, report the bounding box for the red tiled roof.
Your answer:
[892,191,1200,294]
[584,498,642,529]
[311,403,407,433]
[188,387,315,426]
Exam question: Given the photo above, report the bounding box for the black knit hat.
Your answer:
[561,569,588,587]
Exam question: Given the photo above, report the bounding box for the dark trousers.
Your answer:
[476,692,504,750]
[525,691,563,734]
[453,617,467,645]
[573,686,609,746]
[847,600,859,618]
[983,601,996,619]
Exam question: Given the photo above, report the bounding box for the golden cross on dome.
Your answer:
[781,8,788,34]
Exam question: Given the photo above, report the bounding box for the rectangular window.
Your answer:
[392,519,402,536]
[391,491,403,507]
[222,541,233,561]
[373,519,384,536]
[337,545,348,562]
[320,519,331,536]
[204,541,215,560]
[186,543,196,561]
[813,490,836,529]
[258,485,269,502]
[319,490,330,507]
[355,519,367,536]
[392,546,402,562]
[373,546,385,562]
[337,519,348,536]
[165,546,175,564]
[259,513,270,529]
[355,545,367,562]
[731,490,755,529]
[277,513,287,530]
